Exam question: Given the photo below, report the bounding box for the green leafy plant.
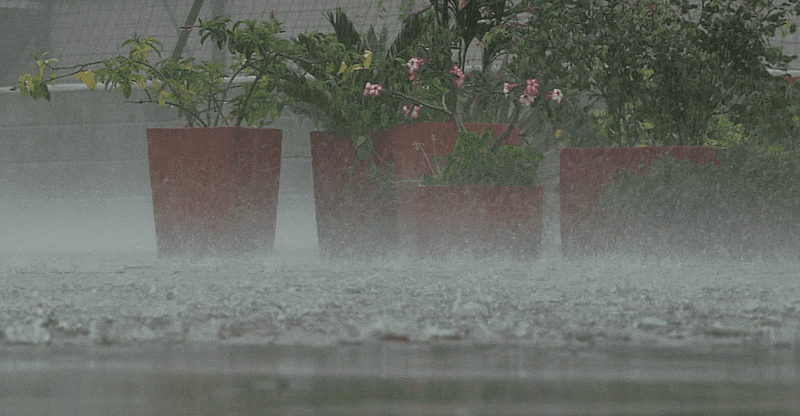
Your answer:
[513,0,800,147]
[285,4,565,156]
[702,111,748,147]
[422,129,544,186]
[727,74,800,151]
[282,8,426,153]
[383,0,573,148]
[14,17,300,127]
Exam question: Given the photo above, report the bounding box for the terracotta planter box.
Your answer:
[559,146,719,256]
[147,127,282,255]
[310,130,398,257]
[402,184,543,259]
[390,122,521,247]
[310,122,521,257]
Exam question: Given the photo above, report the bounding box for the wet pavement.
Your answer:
[2,342,799,415]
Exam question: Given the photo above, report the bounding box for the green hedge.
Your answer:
[588,144,800,260]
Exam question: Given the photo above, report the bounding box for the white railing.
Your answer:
[0,75,261,94]
[3,69,800,94]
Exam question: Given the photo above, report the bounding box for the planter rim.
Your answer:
[407,183,544,189]
[420,183,543,186]
[146,126,282,131]
[310,120,518,134]
[562,145,727,150]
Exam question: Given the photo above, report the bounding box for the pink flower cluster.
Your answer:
[363,82,383,97]
[363,57,564,119]
[450,64,466,89]
[406,57,426,87]
[504,79,563,108]
[519,78,539,108]
[402,103,422,119]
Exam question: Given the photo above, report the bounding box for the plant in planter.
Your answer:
[15,16,300,255]
[286,2,568,161]
[285,4,565,257]
[347,0,568,178]
[421,129,544,187]
[279,9,431,257]
[587,144,800,260]
[357,0,563,257]
[407,129,546,258]
[16,17,297,127]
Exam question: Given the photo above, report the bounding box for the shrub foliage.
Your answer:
[422,129,544,187]
[589,145,800,259]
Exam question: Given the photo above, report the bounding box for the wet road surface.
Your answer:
[2,342,799,415]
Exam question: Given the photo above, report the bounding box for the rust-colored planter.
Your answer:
[559,146,719,257]
[310,122,521,257]
[403,184,543,259]
[390,122,521,247]
[310,130,397,257]
[147,127,282,255]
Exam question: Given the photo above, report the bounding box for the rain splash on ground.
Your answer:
[2,250,799,348]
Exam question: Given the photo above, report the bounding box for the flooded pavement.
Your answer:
[2,342,799,415]
[3,252,800,414]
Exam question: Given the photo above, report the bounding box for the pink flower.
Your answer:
[407,57,426,87]
[406,57,425,73]
[503,82,520,98]
[545,89,564,104]
[450,64,465,89]
[402,103,421,119]
[363,82,383,97]
[517,78,540,108]
[524,78,540,98]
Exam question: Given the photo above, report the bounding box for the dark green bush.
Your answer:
[589,144,800,260]
[422,129,544,187]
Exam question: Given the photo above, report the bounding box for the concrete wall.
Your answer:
[0,86,319,254]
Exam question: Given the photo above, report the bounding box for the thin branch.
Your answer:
[390,90,453,116]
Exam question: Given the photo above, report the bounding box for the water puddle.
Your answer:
[1,342,798,415]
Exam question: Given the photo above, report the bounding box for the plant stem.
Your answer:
[390,90,452,117]
[494,102,521,149]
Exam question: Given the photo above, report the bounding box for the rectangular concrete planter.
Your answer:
[559,146,719,257]
[400,184,543,259]
[310,122,523,257]
[147,127,282,255]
